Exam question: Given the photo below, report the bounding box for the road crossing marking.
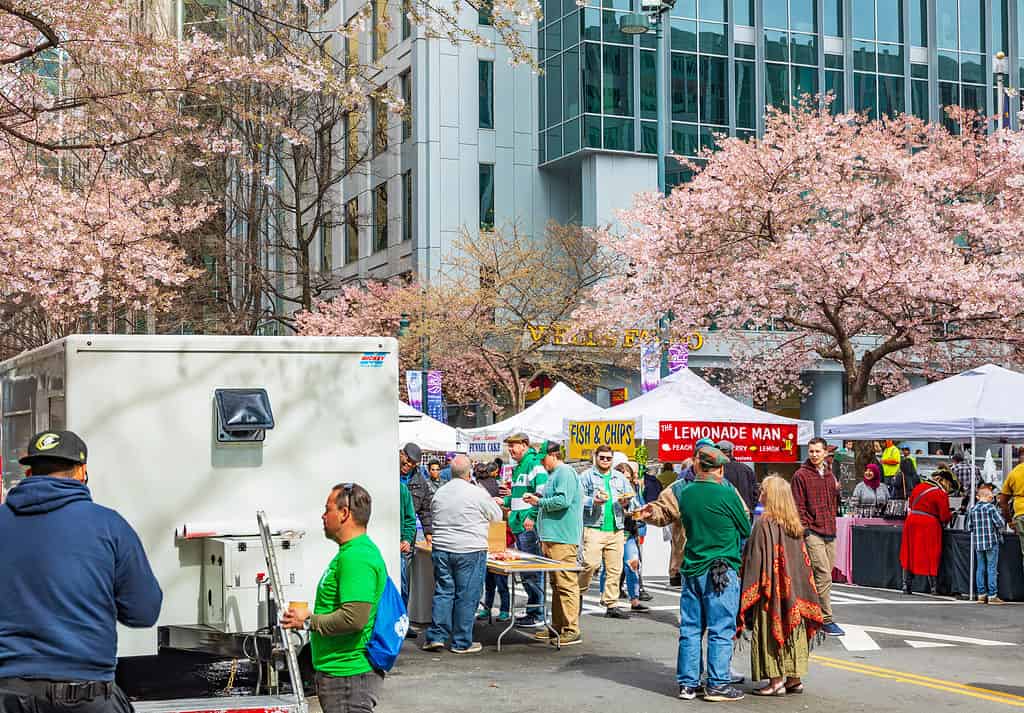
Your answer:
[835,624,881,651]
[906,640,957,648]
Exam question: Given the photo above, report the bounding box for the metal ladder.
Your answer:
[257,510,308,713]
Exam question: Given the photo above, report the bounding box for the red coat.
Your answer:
[899,483,952,576]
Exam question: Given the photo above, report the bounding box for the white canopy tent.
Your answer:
[398,401,460,452]
[822,364,1024,441]
[457,382,605,444]
[821,363,1024,599]
[603,368,815,443]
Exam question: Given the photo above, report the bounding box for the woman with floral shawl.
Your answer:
[737,476,825,696]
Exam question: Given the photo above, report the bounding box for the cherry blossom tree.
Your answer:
[297,224,623,414]
[582,104,1024,415]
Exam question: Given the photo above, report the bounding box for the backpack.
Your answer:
[365,577,409,673]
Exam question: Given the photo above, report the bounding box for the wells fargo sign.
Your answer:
[527,324,704,351]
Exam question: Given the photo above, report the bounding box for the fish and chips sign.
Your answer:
[565,419,641,460]
[659,421,798,463]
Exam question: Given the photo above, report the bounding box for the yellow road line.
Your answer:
[812,654,1024,707]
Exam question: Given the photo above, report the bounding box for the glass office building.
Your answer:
[539,0,1022,178]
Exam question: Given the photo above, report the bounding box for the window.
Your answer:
[372,96,388,156]
[181,0,227,40]
[402,0,411,38]
[479,60,494,129]
[320,212,333,272]
[735,61,756,128]
[479,163,495,230]
[402,171,413,242]
[373,184,388,252]
[343,113,360,171]
[603,45,633,116]
[372,0,389,61]
[401,72,412,141]
[479,0,492,24]
[345,198,359,264]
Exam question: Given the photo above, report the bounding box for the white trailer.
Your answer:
[0,335,399,713]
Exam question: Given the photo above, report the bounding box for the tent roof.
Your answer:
[457,382,604,444]
[822,364,1024,440]
[398,401,459,452]
[603,368,815,443]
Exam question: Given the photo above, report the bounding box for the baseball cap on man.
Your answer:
[401,442,422,463]
[504,432,531,445]
[20,430,88,466]
[716,440,735,453]
[694,437,716,450]
[696,445,728,469]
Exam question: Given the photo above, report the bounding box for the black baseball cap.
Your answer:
[20,430,88,466]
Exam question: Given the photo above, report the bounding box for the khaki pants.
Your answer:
[669,522,687,577]
[543,541,581,639]
[578,528,625,608]
[805,532,836,623]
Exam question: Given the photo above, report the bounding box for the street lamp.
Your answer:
[994,51,1009,132]
[621,0,676,195]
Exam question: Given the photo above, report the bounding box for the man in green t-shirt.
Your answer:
[635,446,750,702]
[523,442,583,646]
[497,432,548,627]
[282,483,387,712]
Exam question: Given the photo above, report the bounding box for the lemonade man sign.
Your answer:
[659,421,798,462]
[566,419,640,460]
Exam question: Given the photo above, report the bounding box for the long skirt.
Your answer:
[750,608,809,681]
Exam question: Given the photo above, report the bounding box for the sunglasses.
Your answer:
[596,455,613,461]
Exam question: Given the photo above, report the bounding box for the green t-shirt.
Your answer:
[311,534,387,677]
[676,480,751,578]
[600,473,616,532]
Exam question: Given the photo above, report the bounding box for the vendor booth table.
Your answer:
[834,516,891,583]
[850,524,1024,601]
[411,543,582,651]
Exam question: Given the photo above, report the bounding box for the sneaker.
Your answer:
[451,642,483,654]
[405,629,418,640]
[552,634,583,646]
[638,590,654,601]
[678,686,699,700]
[606,607,630,619]
[630,603,651,612]
[989,596,1006,605]
[496,612,512,622]
[704,685,745,702]
[669,575,682,587]
[515,614,544,628]
[822,622,845,636]
[421,640,445,652]
[475,608,490,621]
[533,629,552,640]
[979,595,989,604]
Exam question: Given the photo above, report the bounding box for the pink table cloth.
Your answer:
[834,516,894,583]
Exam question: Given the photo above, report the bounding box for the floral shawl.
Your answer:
[736,518,824,647]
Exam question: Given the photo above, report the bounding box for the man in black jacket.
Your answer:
[717,440,759,513]
[401,442,437,545]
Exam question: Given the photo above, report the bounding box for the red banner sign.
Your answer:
[658,421,799,463]
[609,387,629,406]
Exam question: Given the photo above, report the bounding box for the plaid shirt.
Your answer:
[951,462,981,487]
[967,501,1006,551]
[791,459,838,537]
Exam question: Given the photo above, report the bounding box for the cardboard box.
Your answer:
[488,521,508,553]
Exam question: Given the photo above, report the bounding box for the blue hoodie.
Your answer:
[0,476,163,681]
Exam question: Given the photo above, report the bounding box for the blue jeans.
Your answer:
[400,550,413,607]
[426,550,487,650]
[677,567,740,688]
[515,529,544,617]
[483,572,510,613]
[976,546,999,597]
[599,536,640,600]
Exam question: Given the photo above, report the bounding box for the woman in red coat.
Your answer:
[900,472,953,594]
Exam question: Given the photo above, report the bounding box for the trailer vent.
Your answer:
[214,388,275,443]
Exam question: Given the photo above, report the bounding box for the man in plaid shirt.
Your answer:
[967,483,1006,604]
[951,453,980,494]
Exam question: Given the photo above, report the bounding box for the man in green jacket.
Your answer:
[499,433,548,627]
[399,481,418,639]
[523,442,583,646]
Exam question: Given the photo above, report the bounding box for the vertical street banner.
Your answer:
[667,343,689,374]
[426,370,445,422]
[406,370,423,412]
[640,342,661,393]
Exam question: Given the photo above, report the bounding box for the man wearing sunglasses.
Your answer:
[282,482,387,712]
[577,444,640,619]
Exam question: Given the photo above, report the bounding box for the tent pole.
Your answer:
[969,435,976,601]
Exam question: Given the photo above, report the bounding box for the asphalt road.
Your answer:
[377,579,1022,712]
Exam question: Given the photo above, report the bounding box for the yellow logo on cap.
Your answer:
[35,433,61,451]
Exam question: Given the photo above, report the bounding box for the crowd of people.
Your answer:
[388,433,855,703]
